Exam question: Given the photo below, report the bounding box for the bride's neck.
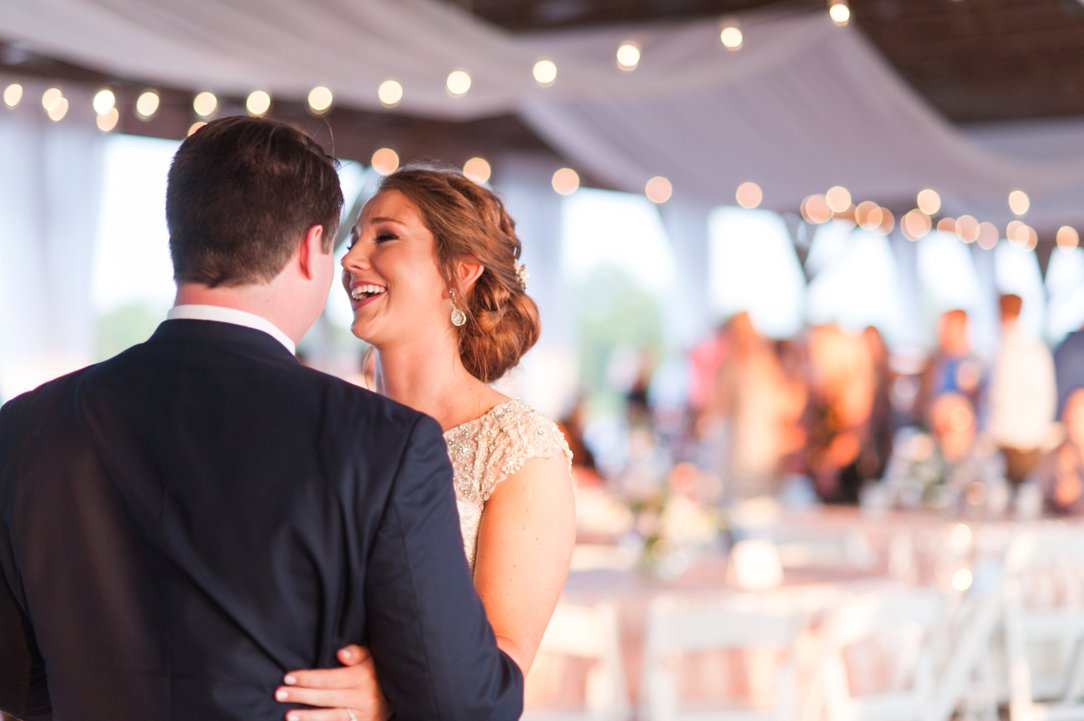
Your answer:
[375,344,496,431]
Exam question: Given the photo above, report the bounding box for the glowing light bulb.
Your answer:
[735,181,762,209]
[371,147,399,176]
[193,91,218,117]
[245,90,270,116]
[900,209,932,241]
[533,59,558,86]
[720,24,743,51]
[1008,189,1030,216]
[96,108,120,132]
[3,83,23,108]
[378,80,403,108]
[308,86,333,114]
[41,87,63,111]
[445,70,472,97]
[645,176,673,204]
[551,167,580,196]
[46,96,68,121]
[916,188,941,215]
[829,1,851,26]
[616,41,641,70]
[463,157,492,184]
[825,185,852,214]
[92,89,116,115]
[977,222,999,250]
[136,90,161,119]
[1056,225,1080,251]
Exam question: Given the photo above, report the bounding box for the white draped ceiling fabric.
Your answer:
[5,0,1084,229]
[3,0,1084,399]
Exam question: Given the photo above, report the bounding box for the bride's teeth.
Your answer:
[351,284,385,300]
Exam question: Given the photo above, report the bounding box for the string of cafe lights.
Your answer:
[0,0,852,124]
[6,0,1080,251]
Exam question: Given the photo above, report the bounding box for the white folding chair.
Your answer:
[640,596,807,721]
[522,601,630,721]
[1003,528,1084,721]
[813,586,946,721]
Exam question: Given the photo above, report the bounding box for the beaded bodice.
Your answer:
[443,399,572,569]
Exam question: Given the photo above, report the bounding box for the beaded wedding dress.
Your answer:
[443,399,572,569]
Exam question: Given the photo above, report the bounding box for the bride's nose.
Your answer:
[341,242,371,272]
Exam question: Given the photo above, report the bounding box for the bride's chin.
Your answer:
[350,320,371,342]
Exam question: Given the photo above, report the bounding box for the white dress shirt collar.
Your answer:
[167,304,296,355]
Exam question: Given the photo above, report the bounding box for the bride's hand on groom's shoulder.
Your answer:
[275,645,391,721]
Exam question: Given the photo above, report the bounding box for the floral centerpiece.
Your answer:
[624,462,726,577]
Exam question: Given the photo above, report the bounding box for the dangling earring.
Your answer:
[449,288,467,327]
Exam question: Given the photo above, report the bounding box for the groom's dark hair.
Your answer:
[166,115,343,287]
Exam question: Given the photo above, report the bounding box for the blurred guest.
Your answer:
[861,325,897,479]
[804,325,877,504]
[688,322,730,415]
[711,311,789,501]
[916,309,985,425]
[884,393,1004,512]
[987,293,1056,485]
[624,347,655,429]
[557,395,603,488]
[1033,388,1084,515]
[1055,321,1084,418]
[774,337,810,477]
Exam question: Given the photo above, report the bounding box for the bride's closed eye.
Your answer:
[375,233,398,243]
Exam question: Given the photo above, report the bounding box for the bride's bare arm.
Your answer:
[276,455,574,716]
[472,454,576,673]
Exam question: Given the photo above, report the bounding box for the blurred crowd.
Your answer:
[563,294,1084,519]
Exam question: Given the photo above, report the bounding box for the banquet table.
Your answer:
[526,503,1084,720]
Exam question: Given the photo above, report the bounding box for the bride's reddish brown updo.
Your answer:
[377,166,541,383]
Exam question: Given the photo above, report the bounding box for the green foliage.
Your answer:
[576,264,665,407]
[94,303,163,360]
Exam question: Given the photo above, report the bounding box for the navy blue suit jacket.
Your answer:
[0,320,522,720]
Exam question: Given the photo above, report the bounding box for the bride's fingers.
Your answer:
[277,683,374,710]
[282,663,372,690]
[283,708,361,721]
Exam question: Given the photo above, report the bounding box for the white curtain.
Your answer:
[656,198,714,350]
[4,1,1084,231]
[0,81,105,401]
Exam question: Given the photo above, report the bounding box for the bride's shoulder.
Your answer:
[488,399,572,467]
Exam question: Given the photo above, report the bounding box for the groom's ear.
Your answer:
[296,225,326,279]
[454,258,484,293]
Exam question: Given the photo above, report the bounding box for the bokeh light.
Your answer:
[551,167,580,195]
[245,90,270,117]
[735,181,763,209]
[193,91,218,117]
[136,90,161,119]
[533,59,558,86]
[463,156,492,184]
[616,41,641,70]
[446,70,472,97]
[645,176,673,204]
[3,83,23,108]
[916,188,941,215]
[371,147,400,176]
[308,86,334,114]
[378,80,403,108]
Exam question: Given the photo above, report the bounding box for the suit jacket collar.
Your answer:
[150,319,301,365]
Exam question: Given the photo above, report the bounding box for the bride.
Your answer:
[275,166,576,720]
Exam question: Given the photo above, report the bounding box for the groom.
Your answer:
[0,116,522,720]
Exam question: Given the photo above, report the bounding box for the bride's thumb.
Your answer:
[338,644,369,666]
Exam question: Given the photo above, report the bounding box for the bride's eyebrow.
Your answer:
[369,216,405,226]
